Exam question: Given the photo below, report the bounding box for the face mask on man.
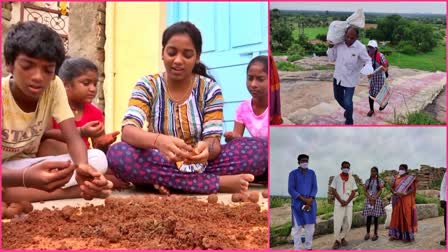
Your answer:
[398,170,406,176]
[341,168,350,174]
[300,162,308,169]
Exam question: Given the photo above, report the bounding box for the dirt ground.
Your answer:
[272,216,445,250]
[2,192,268,250]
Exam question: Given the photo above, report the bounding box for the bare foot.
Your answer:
[218,174,254,193]
[154,184,170,195]
[104,173,131,190]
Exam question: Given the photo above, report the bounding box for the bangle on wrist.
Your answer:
[153,133,161,148]
[22,166,29,188]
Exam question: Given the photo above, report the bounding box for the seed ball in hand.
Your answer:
[9,203,24,215]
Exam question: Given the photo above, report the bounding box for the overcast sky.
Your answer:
[270,127,446,197]
[270,2,446,14]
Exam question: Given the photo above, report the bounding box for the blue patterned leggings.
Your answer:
[106,137,267,194]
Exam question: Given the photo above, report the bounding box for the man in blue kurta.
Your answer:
[288,154,318,250]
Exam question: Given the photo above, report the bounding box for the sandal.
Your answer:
[332,241,341,250]
[372,234,378,241]
[364,233,370,240]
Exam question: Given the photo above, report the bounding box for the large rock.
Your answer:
[315,218,333,236]
[280,70,333,82]
[274,56,288,62]
[417,203,439,220]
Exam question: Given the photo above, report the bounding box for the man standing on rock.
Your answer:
[327,26,372,125]
[330,161,358,249]
[288,154,318,250]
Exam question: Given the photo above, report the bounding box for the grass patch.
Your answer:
[316,198,333,216]
[312,65,335,71]
[293,26,327,40]
[387,44,446,72]
[393,111,443,125]
[270,196,291,208]
[270,222,292,247]
[277,61,305,71]
[321,212,333,220]
[272,51,286,56]
[288,54,303,62]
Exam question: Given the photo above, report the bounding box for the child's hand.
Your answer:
[155,135,194,162]
[93,131,120,148]
[224,131,236,143]
[81,121,104,138]
[25,160,75,191]
[80,175,113,200]
[188,141,209,163]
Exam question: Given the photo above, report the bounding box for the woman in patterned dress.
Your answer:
[366,40,389,117]
[362,166,386,241]
[389,164,418,242]
[106,21,267,194]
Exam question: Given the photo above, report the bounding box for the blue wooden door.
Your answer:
[167,2,268,139]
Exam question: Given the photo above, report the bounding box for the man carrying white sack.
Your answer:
[327,26,372,125]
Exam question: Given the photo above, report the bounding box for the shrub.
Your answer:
[270,196,291,208]
[277,61,304,71]
[288,54,303,62]
[315,33,327,41]
[287,43,305,56]
[399,41,418,55]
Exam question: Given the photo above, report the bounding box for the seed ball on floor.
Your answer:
[262,190,268,198]
[248,191,259,203]
[61,206,76,219]
[231,193,242,202]
[207,194,218,204]
[240,193,250,202]
[19,201,33,214]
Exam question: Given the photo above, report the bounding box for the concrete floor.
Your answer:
[29,183,268,212]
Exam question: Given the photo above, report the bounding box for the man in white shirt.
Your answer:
[440,174,446,246]
[330,161,358,249]
[327,26,372,125]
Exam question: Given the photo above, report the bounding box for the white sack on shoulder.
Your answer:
[327,9,365,45]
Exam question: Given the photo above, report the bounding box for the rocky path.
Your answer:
[272,216,445,250]
[278,57,446,125]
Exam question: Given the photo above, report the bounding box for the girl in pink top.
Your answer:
[225,56,268,141]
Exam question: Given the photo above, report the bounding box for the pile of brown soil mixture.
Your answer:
[2,195,268,249]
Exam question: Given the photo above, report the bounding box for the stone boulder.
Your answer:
[416,203,439,220]
[274,56,288,63]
